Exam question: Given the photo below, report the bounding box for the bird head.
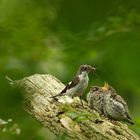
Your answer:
[78,64,95,75]
[101,82,116,94]
[90,86,102,94]
[87,86,102,101]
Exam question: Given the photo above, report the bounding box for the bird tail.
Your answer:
[50,92,64,98]
[125,113,134,125]
[126,118,134,125]
[50,94,60,98]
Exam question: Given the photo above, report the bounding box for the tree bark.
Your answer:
[7,74,140,140]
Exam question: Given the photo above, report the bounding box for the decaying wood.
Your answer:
[7,74,140,140]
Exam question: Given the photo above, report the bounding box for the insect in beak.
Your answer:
[91,67,96,72]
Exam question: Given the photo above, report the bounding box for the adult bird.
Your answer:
[50,64,95,106]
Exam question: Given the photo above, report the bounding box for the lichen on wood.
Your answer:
[7,74,140,140]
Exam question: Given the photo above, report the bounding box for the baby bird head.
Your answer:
[101,82,117,97]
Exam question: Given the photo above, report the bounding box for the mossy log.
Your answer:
[7,74,140,140]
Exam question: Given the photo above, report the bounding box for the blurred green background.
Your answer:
[0,0,140,139]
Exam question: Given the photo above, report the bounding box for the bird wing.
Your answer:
[114,95,129,112]
[109,89,129,112]
[116,95,134,124]
[60,76,80,94]
[112,98,134,124]
[50,76,80,98]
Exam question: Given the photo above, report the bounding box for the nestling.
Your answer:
[101,83,134,125]
[86,86,104,114]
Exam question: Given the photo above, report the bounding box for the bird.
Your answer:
[101,82,134,125]
[50,64,96,106]
[86,86,105,114]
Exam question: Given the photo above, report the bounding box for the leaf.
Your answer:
[65,112,79,119]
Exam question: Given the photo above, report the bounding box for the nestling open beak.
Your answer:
[101,82,109,92]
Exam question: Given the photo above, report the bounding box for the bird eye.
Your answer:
[93,87,97,91]
[85,67,87,70]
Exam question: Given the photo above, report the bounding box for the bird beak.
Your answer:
[101,82,109,91]
[90,67,96,72]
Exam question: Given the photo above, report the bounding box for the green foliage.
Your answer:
[0,118,20,137]
[55,133,67,140]
[66,111,92,123]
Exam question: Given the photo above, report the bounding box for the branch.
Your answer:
[7,74,140,140]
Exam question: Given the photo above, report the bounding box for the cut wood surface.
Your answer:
[7,74,140,140]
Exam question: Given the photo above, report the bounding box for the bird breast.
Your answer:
[79,74,89,86]
[69,75,89,97]
[77,75,89,93]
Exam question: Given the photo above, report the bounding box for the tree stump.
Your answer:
[7,74,140,140]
